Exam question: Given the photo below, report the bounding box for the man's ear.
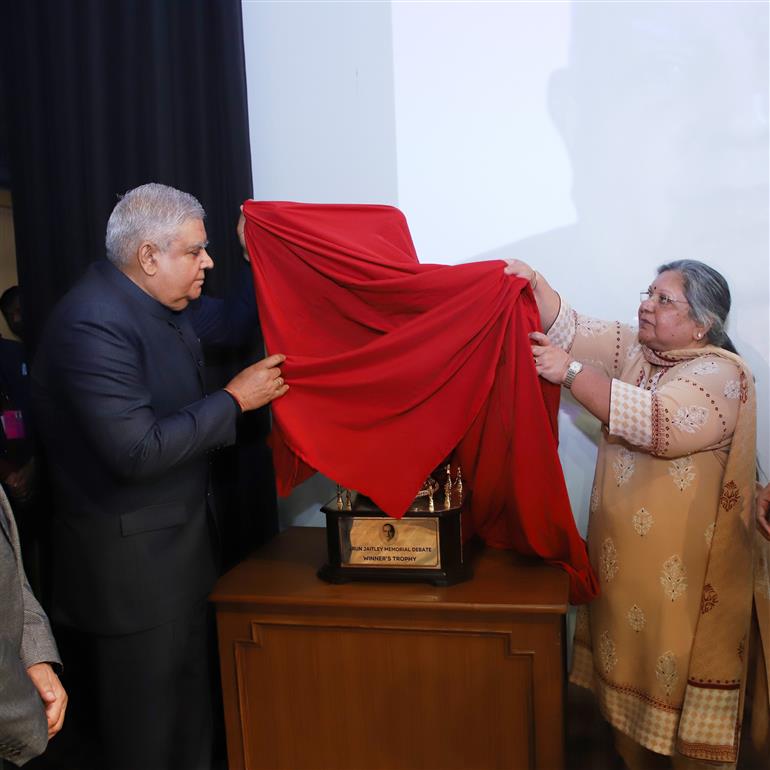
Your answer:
[137,242,158,276]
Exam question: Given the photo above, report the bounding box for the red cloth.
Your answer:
[243,201,598,604]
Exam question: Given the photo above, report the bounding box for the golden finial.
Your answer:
[336,483,343,511]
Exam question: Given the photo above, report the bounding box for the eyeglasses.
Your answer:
[639,291,689,307]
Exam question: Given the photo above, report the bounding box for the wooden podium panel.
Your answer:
[211,527,569,770]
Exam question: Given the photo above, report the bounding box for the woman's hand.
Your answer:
[530,332,611,422]
[503,259,537,286]
[757,483,770,541]
[503,260,562,330]
[529,332,570,384]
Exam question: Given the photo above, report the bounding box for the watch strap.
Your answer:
[563,360,583,390]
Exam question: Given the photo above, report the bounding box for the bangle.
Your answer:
[530,271,538,291]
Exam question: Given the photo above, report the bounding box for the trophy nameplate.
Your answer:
[318,465,471,586]
[341,517,440,568]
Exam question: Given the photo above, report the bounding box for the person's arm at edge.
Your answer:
[757,482,770,541]
[5,492,67,740]
[188,261,258,347]
[188,207,258,347]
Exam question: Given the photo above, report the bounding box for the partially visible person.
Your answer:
[505,257,767,767]
[0,486,66,767]
[0,323,34,507]
[32,183,287,770]
[0,286,45,604]
[749,481,770,764]
[0,286,24,342]
[0,285,34,503]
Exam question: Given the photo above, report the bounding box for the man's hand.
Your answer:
[26,662,67,739]
[224,353,288,412]
[757,483,770,541]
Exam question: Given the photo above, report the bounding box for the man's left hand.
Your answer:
[26,662,68,738]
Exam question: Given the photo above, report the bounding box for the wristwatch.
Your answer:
[562,360,583,390]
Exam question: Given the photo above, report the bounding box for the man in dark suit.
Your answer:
[32,183,287,770]
[0,487,66,767]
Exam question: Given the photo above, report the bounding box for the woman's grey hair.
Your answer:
[105,183,206,266]
[657,259,736,354]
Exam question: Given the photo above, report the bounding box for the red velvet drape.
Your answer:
[243,201,598,603]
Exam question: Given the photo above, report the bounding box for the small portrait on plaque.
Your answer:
[381,522,397,542]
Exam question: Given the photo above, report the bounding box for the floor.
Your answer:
[566,683,625,770]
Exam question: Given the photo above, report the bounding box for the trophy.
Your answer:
[318,462,471,586]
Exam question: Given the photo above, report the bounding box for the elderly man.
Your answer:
[0,487,66,766]
[32,183,286,770]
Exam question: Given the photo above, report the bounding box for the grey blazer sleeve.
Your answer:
[0,491,58,765]
[0,490,60,670]
[19,573,61,671]
[0,637,48,766]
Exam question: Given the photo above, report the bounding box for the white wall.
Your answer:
[392,3,573,263]
[242,0,397,204]
[243,1,769,534]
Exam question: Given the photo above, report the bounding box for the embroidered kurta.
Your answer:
[550,299,766,762]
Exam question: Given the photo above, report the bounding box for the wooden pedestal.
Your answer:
[211,527,569,770]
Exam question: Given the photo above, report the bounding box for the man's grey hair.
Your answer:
[657,259,736,353]
[105,183,206,267]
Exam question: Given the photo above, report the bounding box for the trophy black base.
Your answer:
[318,491,472,586]
[317,561,472,587]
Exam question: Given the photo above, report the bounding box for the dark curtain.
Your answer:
[1,0,256,343]
[0,74,9,187]
[0,0,278,567]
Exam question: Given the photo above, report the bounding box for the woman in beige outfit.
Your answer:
[504,259,768,768]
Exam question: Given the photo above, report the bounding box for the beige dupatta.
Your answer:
[644,347,764,763]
